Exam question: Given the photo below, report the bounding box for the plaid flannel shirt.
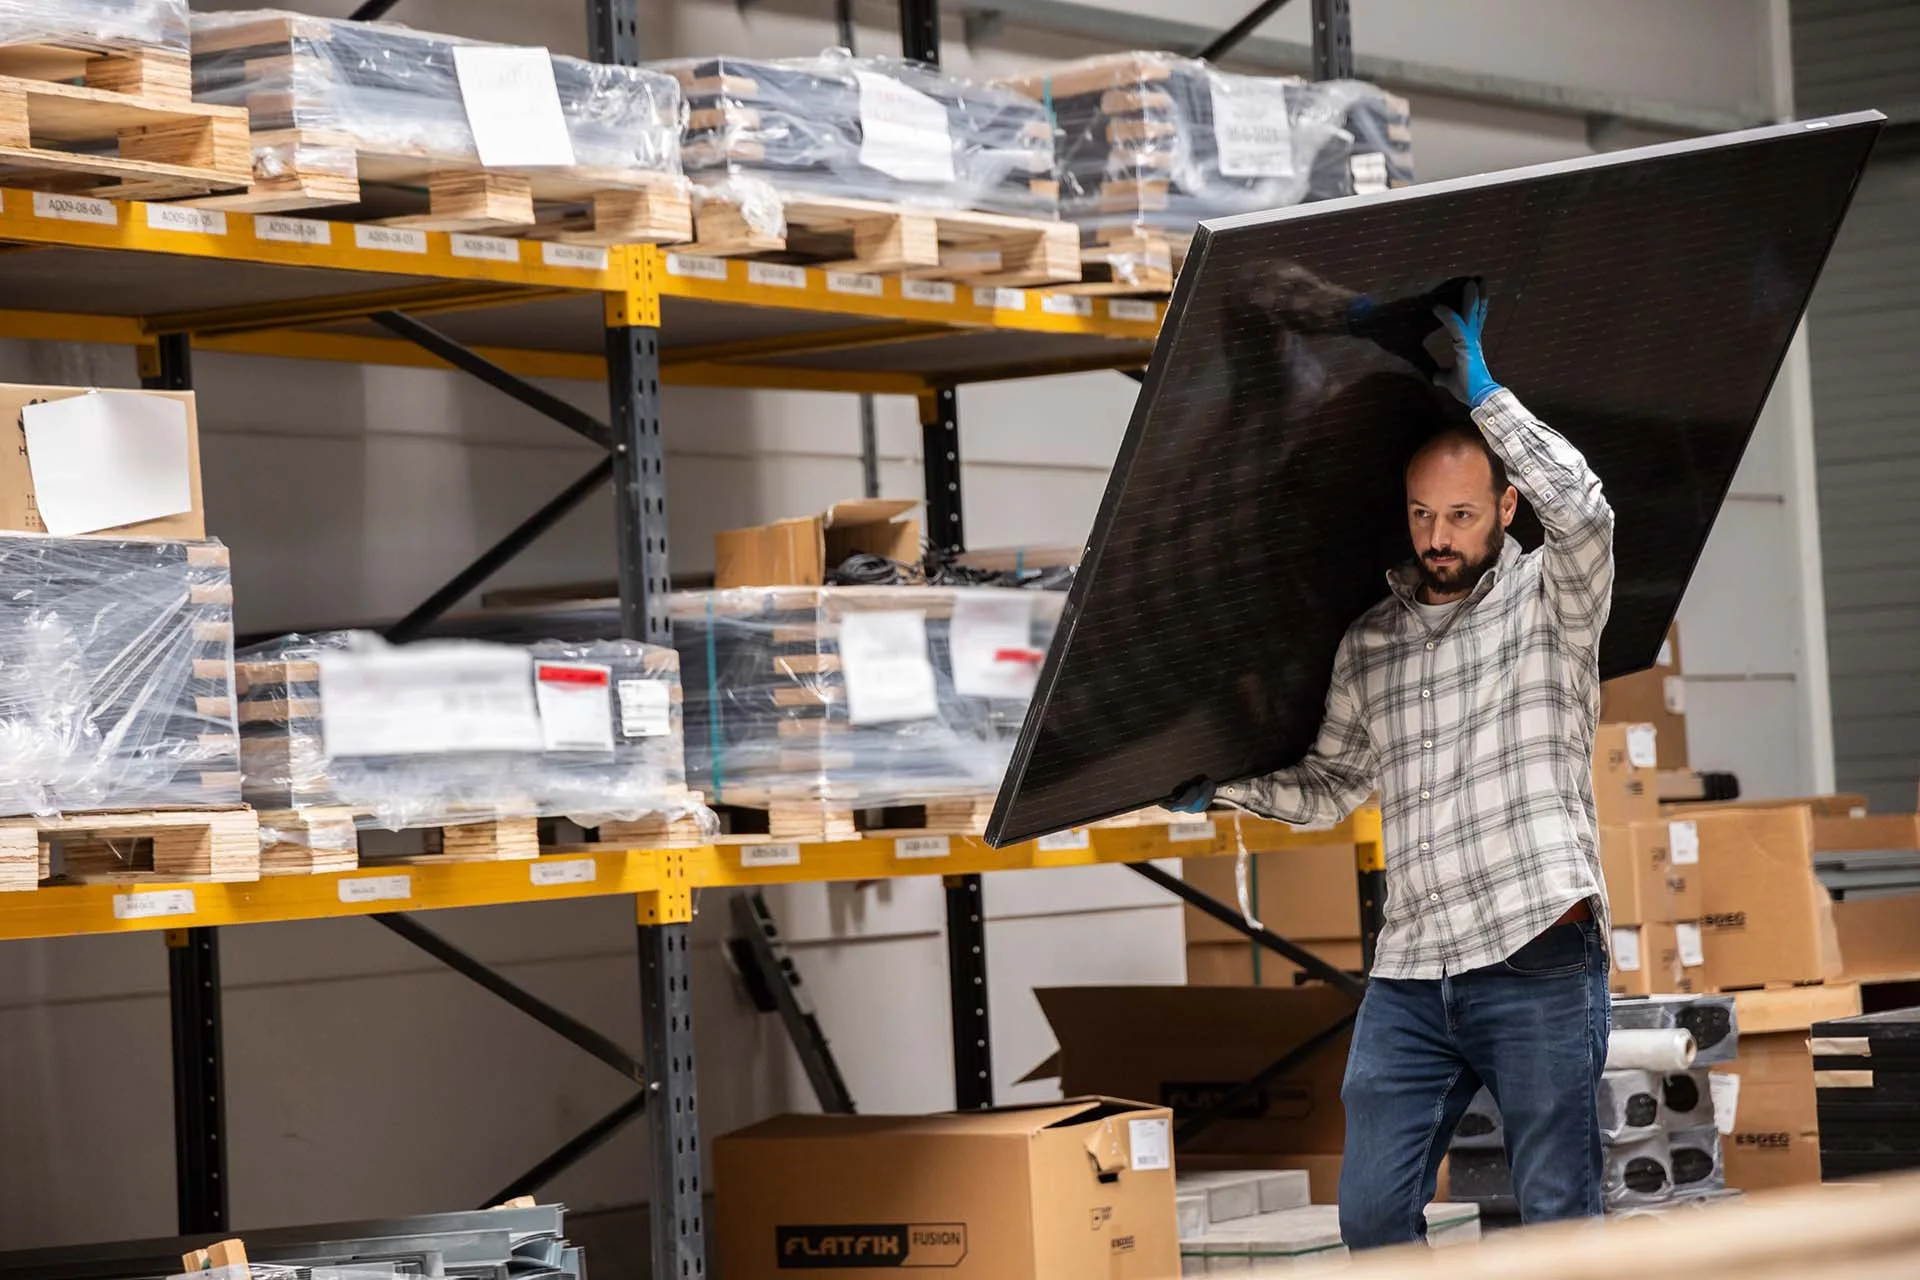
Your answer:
[1218,388,1615,978]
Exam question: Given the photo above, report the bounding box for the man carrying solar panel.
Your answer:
[1173,282,1613,1247]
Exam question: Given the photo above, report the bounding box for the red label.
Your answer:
[536,663,609,687]
[993,648,1046,665]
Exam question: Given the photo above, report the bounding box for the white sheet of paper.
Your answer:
[1626,724,1659,768]
[618,678,672,738]
[21,392,193,535]
[951,593,1041,700]
[319,645,543,757]
[840,610,939,725]
[1611,927,1642,972]
[534,661,615,753]
[1211,76,1295,178]
[857,71,956,183]
[453,45,576,168]
[1710,1071,1739,1135]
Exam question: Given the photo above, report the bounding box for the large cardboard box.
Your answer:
[1722,1034,1824,1192]
[1601,823,1679,924]
[1,384,204,538]
[1692,807,1843,989]
[1834,896,1920,979]
[1593,723,1661,827]
[1186,939,1367,988]
[1181,844,1360,943]
[1651,818,1704,918]
[1028,986,1355,1155]
[1600,625,1688,769]
[715,1099,1178,1280]
[713,498,920,588]
[1812,813,1920,853]
[1610,921,1685,996]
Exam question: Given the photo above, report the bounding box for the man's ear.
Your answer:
[1500,484,1519,527]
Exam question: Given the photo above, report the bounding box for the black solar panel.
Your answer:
[987,113,1883,847]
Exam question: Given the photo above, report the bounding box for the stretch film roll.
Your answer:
[1607,1028,1697,1072]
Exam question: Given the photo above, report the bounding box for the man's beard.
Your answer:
[1417,536,1501,596]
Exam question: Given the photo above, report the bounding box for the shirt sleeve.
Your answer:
[1216,633,1377,826]
[1473,388,1615,652]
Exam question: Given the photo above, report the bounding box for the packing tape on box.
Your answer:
[1606,1028,1697,1072]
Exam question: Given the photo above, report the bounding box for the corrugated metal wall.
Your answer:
[1793,0,1920,809]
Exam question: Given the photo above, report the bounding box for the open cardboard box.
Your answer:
[714,498,920,588]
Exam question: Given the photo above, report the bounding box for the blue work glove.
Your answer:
[1168,779,1215,813]
[1432,282,1504,408]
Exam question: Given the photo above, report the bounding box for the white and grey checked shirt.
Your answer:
[1219,389,1614,979]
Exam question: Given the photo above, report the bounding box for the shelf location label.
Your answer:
[338,875,412,904]
[146,205,227,237]
[827,271,884,297]
[543,243,609,271]
[747,261,807,290]
[1108,299,1159,324]
[255,215,331,246]
[740,843,802,868]
[972,286,1027,313]
[895,835,952,860]
[112,889,196,920]
[1041,293,1092,318]
[34,192,116,225]
[451,233,520,264]
[530,859,598,886]
[1036,828,1090,852]
[354,225,428,254]
[901,279,956,305]
[1168,821,1218,843]
[665,253,729,281]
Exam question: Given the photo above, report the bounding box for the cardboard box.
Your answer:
[1027,986,1355,1155]
[1610,921,1684,996]
[713,498,919,588]
[1186,940,1367,988]
[1722,1032,1823,1192]
[1652,818,1704,918]
[1,384,204,538]
[1593,722,1661,827]
[1835,897,1920,980]
[1181,844,1360,943]
[1692,807,1843,989]
[1812,813,1920,853]
[1601,625,1688,769]
[715,1099,1178,1280]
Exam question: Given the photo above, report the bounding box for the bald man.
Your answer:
[1172,285,1615,1244]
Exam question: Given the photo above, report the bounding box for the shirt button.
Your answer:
[1423,740,1433,749]
[1429,892,1440,902]
[1421,689,1431,699]
[1425,642,1435,650]
[1421,790,1431,799]
[1420,841,1431,850]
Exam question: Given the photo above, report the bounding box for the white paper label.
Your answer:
[530,859,597,886]
[451,233,521,263]
[338,875,411,904]
[1612,927,1642,972]
[856,71,956,183]
[617,678,672,738]
[1211,77,1295,178]
[895,835,951,860]
[1663,675,1686,714]
[1108,299,1159,323]
[827,271,884,297]
[1350,152,1390,194]
[741,843,802,868]
[748,261,807,289]
[1041,293,1092,317]
[1037,828,1090,852]
[901,279,956,304]
[1626,724,1659,769]
[22,392,193,536]
[1656,638,1674,667]
[1129,1117,1172,1171]
[1169,821,1217,843]
[1675,921,1705,968]
[666,252,730,281]
[1668,820,1700,866]
[534,661,615,753]
[542,242,609,271]
[318,644,543,757]
[1710,1070,1739,1135]
[146,205,227,236]
[951,593,1041,700]
[354,225,427,254]
[452,45,576,168]
[972,286,1027,312]
[255,214,331,245]
[112,889,195,920]
[34,192,115,225]
[840,611,939,725]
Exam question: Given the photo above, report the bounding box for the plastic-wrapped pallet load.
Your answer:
[994,53,1410,262]
[236,631,712,867]
[190,11,686,230]
[0,533,238,818]
[672,586,1063,823]
[656,50,1056,234]
[0,0,188,50]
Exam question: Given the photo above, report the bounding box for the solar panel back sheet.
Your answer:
[987,113,1882,847]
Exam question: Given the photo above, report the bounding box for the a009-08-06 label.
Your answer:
[776,1224,967,1269]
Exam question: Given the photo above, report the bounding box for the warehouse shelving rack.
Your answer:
[0,1,1383,1277]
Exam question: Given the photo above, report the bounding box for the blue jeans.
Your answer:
[1337,918,1610,1249]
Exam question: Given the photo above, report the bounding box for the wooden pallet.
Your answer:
[2,806,262,890]
[684,189,1081,287]
[704,795,1000,843]
[256,807,545,872]
[0,44,249,199]
[187,132,690,244]
[1060,227,1192,296]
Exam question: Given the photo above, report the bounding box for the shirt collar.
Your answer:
[1387,533,1524,608]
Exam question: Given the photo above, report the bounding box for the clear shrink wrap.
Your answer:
[236,631,713,840]
[190,11,684,189]
[672,586,1063,809]
[0,0,188,51]
[0,534,238,818]
[655,49,1056,236]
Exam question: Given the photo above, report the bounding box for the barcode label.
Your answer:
[338,875,411,904]
[112,889,195,920]
[741,843,802,868]
[1668,820,1700,866]
[530,859,597,886]
[1037,828,1090,851]
[255,215,331,245]
[895,835,951,860]
[748,261,807,289]
[354,225,427,254]
[665,253,729,280]
[146,205,227,236]
[451,233,520,263]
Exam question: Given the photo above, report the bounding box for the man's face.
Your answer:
[1406,443,1517,599]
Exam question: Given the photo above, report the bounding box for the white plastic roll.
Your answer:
[1606,1028,1697,1072]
